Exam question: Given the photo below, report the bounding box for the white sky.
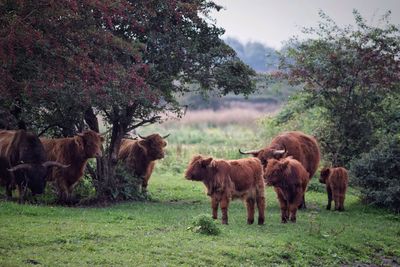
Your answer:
[211,0,400,49]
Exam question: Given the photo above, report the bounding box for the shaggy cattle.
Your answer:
[239,131,320,208]
[40,130,104,203]
[0,130,68,203]
[319,167,349,211]
[264,157,309,223]
[185,155,265,225]
[118,133,168,191]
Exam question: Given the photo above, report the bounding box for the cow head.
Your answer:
[8,130,69,195]
[8,161,69,195]
[76,130,104,158]
[319,167,331,184]
[239,146,287,166]
[138,133,168,160]
[185,155,215,181]
[263,158,290,186]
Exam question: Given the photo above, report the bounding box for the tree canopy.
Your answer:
[278,10,400,166]
[0,0,256,200]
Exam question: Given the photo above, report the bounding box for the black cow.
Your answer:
[0,130,68,203]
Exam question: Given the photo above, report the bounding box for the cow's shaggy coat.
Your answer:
[41,130,104,203]
[118,133,167,191]
[240,131,320,208]
[319,167,349,211]
[264,157,309,223]
[185,155,265,225]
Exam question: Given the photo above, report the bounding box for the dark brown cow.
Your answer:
[185,155,265,225]
[40,130,104,203]
[264,157,309,223]
[240,131,320,208]
[0,130,68,203]
[319,167,349,211]
[118,133,168,192]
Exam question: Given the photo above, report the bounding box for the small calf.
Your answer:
[185,155,265,225]
[319,167,348,211]
[264,157,309,223]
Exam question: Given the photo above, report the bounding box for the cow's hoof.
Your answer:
[326,205,331,210]
[247,219,254,225]
[258,218,265,225]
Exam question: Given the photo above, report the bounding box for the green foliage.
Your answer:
[350,134,400,212]
[280,10,400,166]
[189,214,221,235]
[110,164,148,201]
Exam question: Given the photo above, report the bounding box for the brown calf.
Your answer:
[264,157,309,223]
[185,155,265,225]
[319,167,349,211]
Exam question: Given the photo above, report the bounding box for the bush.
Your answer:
[350,134,400,212]
[189,214,221,235]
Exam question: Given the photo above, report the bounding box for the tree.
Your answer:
[278,10,400,166]
[0,0,256,201]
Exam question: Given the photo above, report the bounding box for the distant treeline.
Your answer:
[224,37,279,73]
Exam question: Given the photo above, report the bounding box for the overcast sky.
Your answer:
[211,0,400,49]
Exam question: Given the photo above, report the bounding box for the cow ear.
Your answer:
[321,167,330,177]
[74,136,84,149]
[201,157,213,167]
[280,160,290,170]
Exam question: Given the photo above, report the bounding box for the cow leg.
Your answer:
[276,191,288,223]
[338,194,345,211]
[220,197,230,225]
[333,191,340,211]
[256,196,265,225]
[17,184,27,204]
[57,180,69,205]
[289,204,298,223]
[298,195,307,209]
[211,197,219,220]
[245,198,255,224]
[141,179,148,193]
[5,184,13,200]
[326,186,332,210]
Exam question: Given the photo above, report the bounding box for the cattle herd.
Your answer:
[0,129,349,224]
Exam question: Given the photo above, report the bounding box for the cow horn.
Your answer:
[7,163,32,172]
[239,148,260,155]
[162,133,170,139]
[138,134,148,139]
[42,161,70,169]
[272,149,286,156]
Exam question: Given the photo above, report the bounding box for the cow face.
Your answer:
[185,155,214,181]
[263,158,289,186]
[319,168,330,184]
[10,164,47,195]
[77,130,104,158]
[141,134,167,160]
[257,148,288,167]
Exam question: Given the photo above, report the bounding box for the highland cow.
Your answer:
[185,155,265,225]
[240,131,320,208]
[264,157,309,223]
[118,133,168,192]
[0,130,68,203]
[40,130,104,203]
[319,167,349,211]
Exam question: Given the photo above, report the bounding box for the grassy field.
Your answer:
[1,117,400,266]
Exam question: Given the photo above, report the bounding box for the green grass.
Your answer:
[1,169,399,266]
[1,123,399,266]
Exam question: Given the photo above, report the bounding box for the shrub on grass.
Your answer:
[350,134,400,212]
[189,214,221,235]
